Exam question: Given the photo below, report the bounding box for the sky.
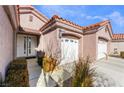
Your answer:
[33,5,124,34]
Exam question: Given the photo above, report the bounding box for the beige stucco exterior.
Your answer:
[0,6,14,80]
[83,32,97,60]
[41,28,59,56]
[19,5,48,30]
[20,13,46,30]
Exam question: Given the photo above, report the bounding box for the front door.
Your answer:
[17,35,37,57]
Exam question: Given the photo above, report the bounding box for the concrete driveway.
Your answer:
[94,57,124,87]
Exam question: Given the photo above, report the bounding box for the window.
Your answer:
[28,37,31,54]
[24,37,26,54]
[70,40,73,42]
[65,39,69,42]
[29,15,33,22]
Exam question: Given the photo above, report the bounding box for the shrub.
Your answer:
[43,56,57,72]
[72,57,95,87]
[120,51,124,58]
[37,51,45,68]
[5,58,29,87]
[37,57,43,68]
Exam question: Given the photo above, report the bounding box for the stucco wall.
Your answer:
[83,33,97,60]
[39,28,59,57]
[39,27,83,63]
[8,6,18,59]
[97,26,112,55]
[0,6,13,81]
[97,27,111,40]
[20,13,46,30]
[110,41,124,55]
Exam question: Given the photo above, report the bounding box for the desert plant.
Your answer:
[5,58,29,87]
[72,57,95,87]
[43,55,57,72]
[39,39,62,86]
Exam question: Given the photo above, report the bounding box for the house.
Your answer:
[111,34,124,55]
[0,5,124,81]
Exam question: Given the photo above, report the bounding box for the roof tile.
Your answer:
[112,34,124,40]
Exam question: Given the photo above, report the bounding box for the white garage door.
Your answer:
[61,38,78,65]
[97,40,107,60]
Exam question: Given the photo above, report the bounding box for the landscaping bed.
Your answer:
[4,58,29,87]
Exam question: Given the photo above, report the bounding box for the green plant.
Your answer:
[72,57,95,87]
[120,51,124,58]
[5,58,29,87]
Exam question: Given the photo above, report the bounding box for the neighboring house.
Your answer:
[111,34,124,55]
[0,5,124,81]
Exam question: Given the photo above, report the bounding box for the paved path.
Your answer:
[27,58,41,87]
[36,63,75,87]
[94,57,124,87]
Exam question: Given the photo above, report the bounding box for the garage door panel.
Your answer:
[61,38,78,65]
[97,40,107,60]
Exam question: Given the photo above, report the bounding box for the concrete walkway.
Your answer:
[94,57,124,87]
[27,58,41,87]
[36,63,75,87]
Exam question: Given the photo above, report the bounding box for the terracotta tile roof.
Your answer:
[83,20,110,31]
[112,34,124,40]
[40,15,83,31]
